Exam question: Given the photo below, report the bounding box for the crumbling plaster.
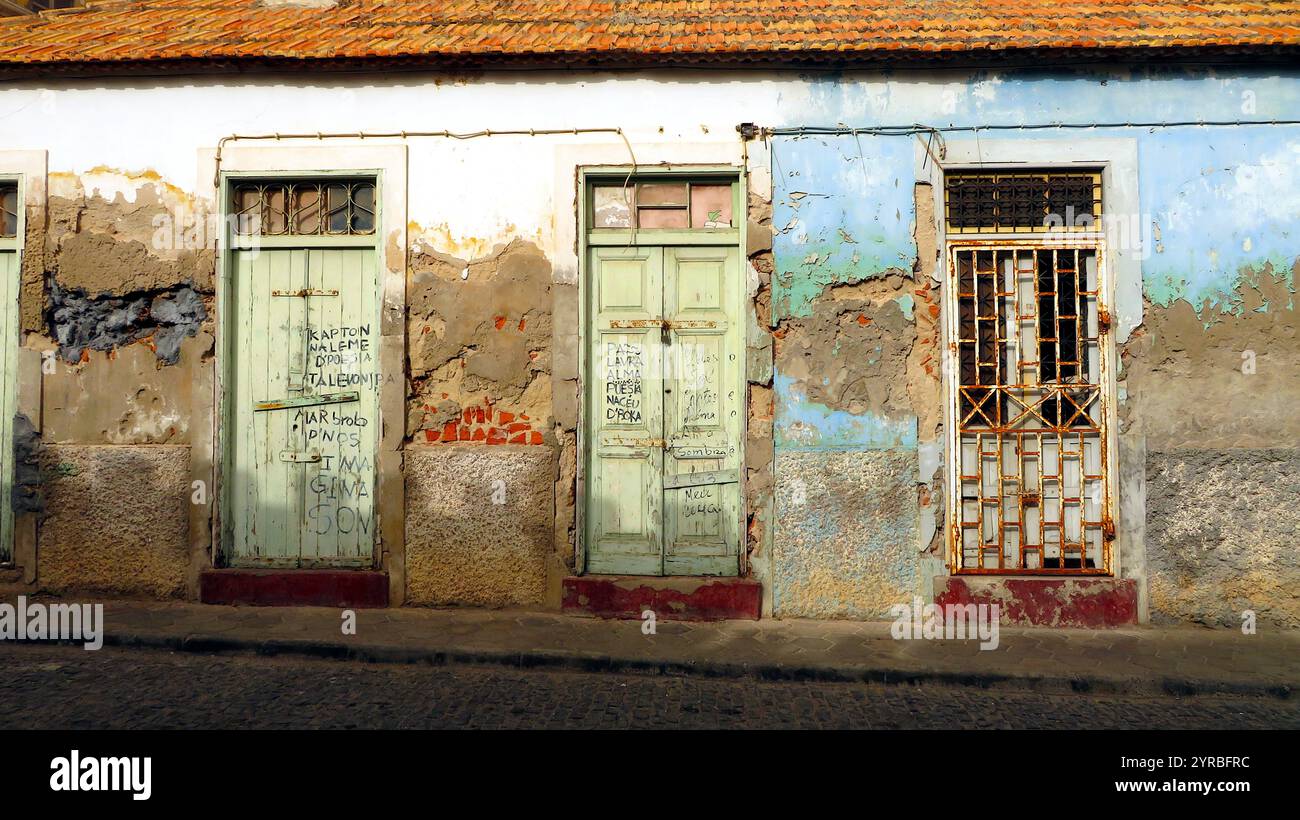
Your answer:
[1123,262,1299,627]
[2,66,1294,623]
[406,237,555,444]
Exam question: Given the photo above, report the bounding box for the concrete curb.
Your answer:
[80,630,1297,700]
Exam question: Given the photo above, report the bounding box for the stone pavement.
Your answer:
[8,597,1294,698]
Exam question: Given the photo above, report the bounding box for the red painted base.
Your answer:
[562,576,762,621]
[934,576,1139,628]
[199,569,389,608]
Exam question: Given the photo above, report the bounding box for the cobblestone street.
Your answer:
[2,644,1296,730]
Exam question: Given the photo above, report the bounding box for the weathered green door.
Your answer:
[585,244,741,576]
[228,245,380,567]
[0,245,18,564]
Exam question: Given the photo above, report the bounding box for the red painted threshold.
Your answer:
[935,576,1139,628]
[562,576,762,621]
[200,569,389,608]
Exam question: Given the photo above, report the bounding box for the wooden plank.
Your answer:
[229,250,254,560]
[0,250,17,563]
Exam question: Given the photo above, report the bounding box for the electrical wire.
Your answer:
[213,127,637,187]
[758,119,1300,139]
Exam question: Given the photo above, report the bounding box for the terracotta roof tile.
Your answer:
[0,0,1297,69]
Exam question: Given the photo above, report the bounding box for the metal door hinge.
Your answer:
[1098,308,1113,334]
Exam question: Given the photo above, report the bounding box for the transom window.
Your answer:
[945,169,1102,234]
[0,182,17,238]
[591,179,736,230]
[232,179,376,237]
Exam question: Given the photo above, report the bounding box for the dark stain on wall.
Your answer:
[10,413,45,516]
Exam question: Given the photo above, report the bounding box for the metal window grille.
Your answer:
[0,182,17,238]
[232,180,376,237]
[945,170,1102,234]
[948,242,1113,574]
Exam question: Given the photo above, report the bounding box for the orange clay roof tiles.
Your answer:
[0,1,1297,69]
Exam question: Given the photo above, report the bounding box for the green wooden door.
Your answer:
[0,248,17,564]
[662,246,742,575]
[585,244,741,576]
[228,246,379,567]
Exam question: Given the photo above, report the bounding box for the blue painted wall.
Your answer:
[772,65,1299,441]
[767,66,1299,615]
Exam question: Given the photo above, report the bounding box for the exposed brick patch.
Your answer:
[420,397,547,445]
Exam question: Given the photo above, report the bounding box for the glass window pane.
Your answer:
[325,184,349,233]
[690,184,733,228]
[350,184,375,233]
[263,185,289,235]
[293,185,321,235]
[0,186,17,237]
[637,182,687,207]
[638,208,688,229]
[592,185,632,228]
[233,186,261,235]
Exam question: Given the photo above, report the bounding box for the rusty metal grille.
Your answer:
[946,170,1102,233]
[949,243,1112,574]
[232,180,375,236]
[0,182,17,238]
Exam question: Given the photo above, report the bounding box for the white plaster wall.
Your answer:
[0,70,803,270]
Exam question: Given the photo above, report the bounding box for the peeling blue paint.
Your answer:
[774,374,917,452]
[772,135,916,320]
[773,67,1300,321]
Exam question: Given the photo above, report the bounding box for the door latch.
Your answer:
[272,289,339,298]
[279,450,322,463]
[625,438,667,448]
[254,391,360,412]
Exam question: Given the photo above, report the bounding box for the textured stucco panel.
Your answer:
[1146,448,1300,628]
[405,445,555,607]
[37,445,190,598]
[773,449,918,618]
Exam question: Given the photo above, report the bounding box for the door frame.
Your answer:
[575,164,748,576]
[218,169,384,567]
[0,150,45,580]
[209,143,408,587]
[922,144,1133,580]
[0,169,25,567]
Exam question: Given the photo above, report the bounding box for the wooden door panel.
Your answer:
[0,249,17,563]
[229,246,379,567]
[586,246,665,574]
[662,247,740,576]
